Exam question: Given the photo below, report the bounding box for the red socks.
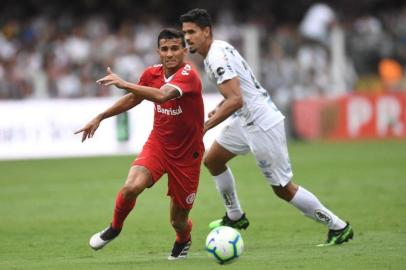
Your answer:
[111,191,136,230]
[111,190,192,244]
[176,219,192,243]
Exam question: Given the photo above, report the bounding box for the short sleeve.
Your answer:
[137,68,150,86]
[206,48,237,85]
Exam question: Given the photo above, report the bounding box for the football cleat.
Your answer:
[209,213,250,230]
[89,225,121,250]
[317,222,354,247]
[168,239,192,260]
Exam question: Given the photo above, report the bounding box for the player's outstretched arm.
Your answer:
[74,93,142,142]
[97,67,180,103]
[74,115,102,143]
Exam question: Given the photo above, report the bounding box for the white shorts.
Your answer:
[216,117,293,186]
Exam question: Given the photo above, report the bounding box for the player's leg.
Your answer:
[89,165,154,250]
[272,181,349,230]
[273,181,353,246]
[113,165,153,229]
[204,119,250,229]
[251,120,353,245]
[168,200,192,260]
[204,140,236,175]
[166,162,200,260]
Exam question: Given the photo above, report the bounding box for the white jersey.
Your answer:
[204,40,284,130]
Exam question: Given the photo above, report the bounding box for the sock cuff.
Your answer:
[176,219,192,243]
[214,166,233,179]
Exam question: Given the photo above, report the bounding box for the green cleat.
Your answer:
[317,222,354,247]
[209,213,250,230]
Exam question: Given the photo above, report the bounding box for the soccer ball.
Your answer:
[205,226,244,264]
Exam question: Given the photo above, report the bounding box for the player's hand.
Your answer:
[97,67,127,89]
[208,108,217,118]
[74,116,102,142]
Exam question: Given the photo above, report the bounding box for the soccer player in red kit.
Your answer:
[75,29,204,260]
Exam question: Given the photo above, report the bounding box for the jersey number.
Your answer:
[181,64,191,76]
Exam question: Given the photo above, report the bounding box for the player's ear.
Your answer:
[203,26,211,37]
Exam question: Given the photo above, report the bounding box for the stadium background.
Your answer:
[2,0,406,158]
[3,0,406,100]
[1,1,406,270]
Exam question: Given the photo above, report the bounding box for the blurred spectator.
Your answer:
[379,58,404,92]
[299,2,336,47]
[349,14,389,75]
[296,3,335,96]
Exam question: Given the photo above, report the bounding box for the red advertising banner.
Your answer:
[293,93,406,139]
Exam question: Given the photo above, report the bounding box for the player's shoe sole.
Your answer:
[317,222,354,247]
[209,213,249,230]
[168,240,191,260]
[89,225,121,250]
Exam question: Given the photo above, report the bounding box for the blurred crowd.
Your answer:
[0,14,163,99]
[1,1,406,102]
[260,2,406,111]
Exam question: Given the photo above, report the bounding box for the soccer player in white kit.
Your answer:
[180,8,353,246]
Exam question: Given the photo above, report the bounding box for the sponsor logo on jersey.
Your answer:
[186,193,196,204]
[216,67,225,76]
[155,104,183,116]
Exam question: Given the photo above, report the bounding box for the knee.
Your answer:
[272,183,298,201]
[204,156,226,175]
[203,156,218,174]
[121,182,144,199]
[203,155,214,170]
[273,188,289,201]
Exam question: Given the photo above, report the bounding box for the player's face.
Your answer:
[182,22,210,55]
[157,38,187,70]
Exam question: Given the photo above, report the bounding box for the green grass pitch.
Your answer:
[1,140,405,269]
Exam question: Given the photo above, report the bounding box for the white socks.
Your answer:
[213,167,244,220]
[290,186,347,230]
[214,168,346,229]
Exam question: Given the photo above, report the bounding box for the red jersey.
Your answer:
[138,62,204,162]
